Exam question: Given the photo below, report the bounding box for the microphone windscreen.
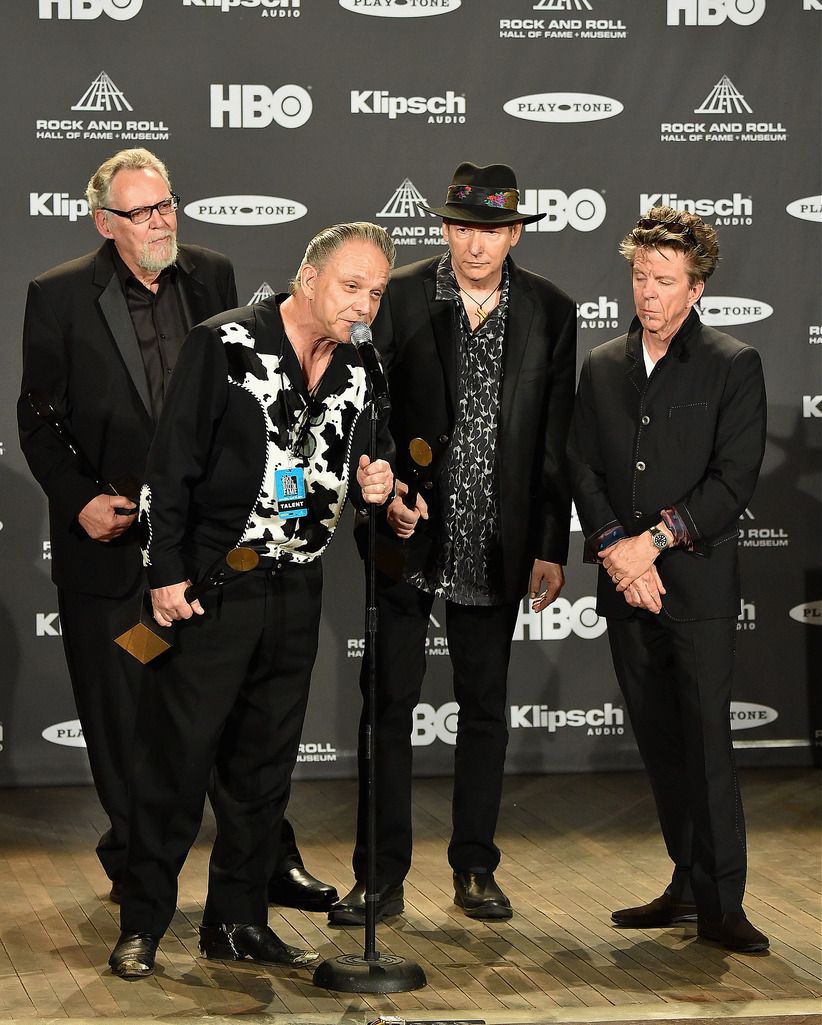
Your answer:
[349,321,372,348]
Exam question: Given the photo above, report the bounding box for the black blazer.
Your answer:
[18,240,237,598]
[568,311,767,621]
[371,253,577,602]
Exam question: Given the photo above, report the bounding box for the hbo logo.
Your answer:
[411,702,459,747]
[522,189,607,232]
[513,596,607,641]
[211,85,313,129]
[667,0,766,25]
[40,0,143,19]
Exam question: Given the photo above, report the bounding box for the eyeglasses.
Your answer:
[102,194,180,225]
[636,217,693,240]
[292,396,326,459]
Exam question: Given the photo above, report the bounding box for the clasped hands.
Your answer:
[598,534,667,614]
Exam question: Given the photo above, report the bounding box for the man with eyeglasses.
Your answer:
[567,205,769,953]
[18,148,338,919]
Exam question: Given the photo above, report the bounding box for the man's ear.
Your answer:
[300,263,318,299]
[94,209,113,240]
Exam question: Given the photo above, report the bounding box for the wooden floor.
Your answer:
[0,768,819,1024]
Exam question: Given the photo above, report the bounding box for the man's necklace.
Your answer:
[459,282,500,325]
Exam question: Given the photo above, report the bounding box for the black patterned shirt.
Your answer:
[409,254,509,605]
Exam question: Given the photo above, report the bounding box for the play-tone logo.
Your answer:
[786,196,822,222]
[210,84,312,129]
[729,701,777,731]
[504,93,622,123]
[42,720,86,747]
[789,600,822,625]
[521,189,607,232]
[339,0,461,16]
[184,195,307,225]
[640,192,752,226]
[699,297,772,326]
[510,703,624,736]
[40,0,143,19]
[667,0,765,24]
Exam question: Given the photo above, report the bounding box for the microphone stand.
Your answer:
[313,367,425,995]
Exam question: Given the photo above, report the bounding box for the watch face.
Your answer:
[652,530,668,550]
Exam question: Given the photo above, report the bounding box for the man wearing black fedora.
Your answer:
[329,162,576,924]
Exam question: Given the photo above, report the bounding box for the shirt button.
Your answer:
[641,415,650,426]
[423,481,434,491]
[636,461,646,471]
[438,433,449,444]
[634,511,642,519]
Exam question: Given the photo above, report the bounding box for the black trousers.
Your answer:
[58,581,146,882]
[120,560,322,937]
[353,574,519,888]
[607,612,747,919]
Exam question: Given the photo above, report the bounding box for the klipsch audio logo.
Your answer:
[521,189,607,232]
[376,178,443,249]
[351,90,466,124]
[698,296,773,326]
[184,196,307,226]
[183,0,302,17]
[501,2,627,40]
[210,85,312,129]
[30,194,88,222]
[510,703,624,736]
[504,93,623,123]
[339,0,461,16]
[42,720,86,747]
[40,0,143,19]
[660,75,786,143]
[786,196,822,222]
[36,613,62,636]
[804,395,822,418]
[667,0,765,24]
[578,297,619,331]
[738,599,756,631]
[35,72,169,141]
[640,192,752,226]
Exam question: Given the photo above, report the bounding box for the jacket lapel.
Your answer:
[424,262,458,422]
[176,244,211,331]
[624,319,647,396]
[94,245,153,421]
[500,258,535,435]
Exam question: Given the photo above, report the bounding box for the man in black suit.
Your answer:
[567,206,769,953]
[18,147,335,914]
[329,162,577,924]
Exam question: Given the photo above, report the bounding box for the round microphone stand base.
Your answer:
[313,952,426,994]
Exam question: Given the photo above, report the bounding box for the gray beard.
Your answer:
[139,235,178,272]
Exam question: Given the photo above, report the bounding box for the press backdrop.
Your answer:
[1,0,820,787]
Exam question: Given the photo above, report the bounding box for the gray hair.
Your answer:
[86,148,171,217]
[290,222,396,294]
[619,204,720,284]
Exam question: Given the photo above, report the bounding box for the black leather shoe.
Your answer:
[698,911,769,953]
[453,871,513,920]
[109,880,123,905]
[199,923,318,966]
[109,931,159,979]
[268,865,338,912]
[611,893,698,928]
[327,881,405,926]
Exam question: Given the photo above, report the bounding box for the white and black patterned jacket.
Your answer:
[139,296,393,588]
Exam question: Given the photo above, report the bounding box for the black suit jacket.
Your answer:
[371,253,577,602]
[18,240,237,598]
[568,311,767,621]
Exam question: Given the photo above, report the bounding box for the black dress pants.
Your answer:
[607,612,747,919]
[58,580,146,883]
[120,560,322,937]
[353,574,519,888]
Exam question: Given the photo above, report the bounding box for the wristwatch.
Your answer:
[648,526,669,552]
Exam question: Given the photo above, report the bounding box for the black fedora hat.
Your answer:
[420,161,545,226]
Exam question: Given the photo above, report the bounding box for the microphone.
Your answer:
[350,322,391,415]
